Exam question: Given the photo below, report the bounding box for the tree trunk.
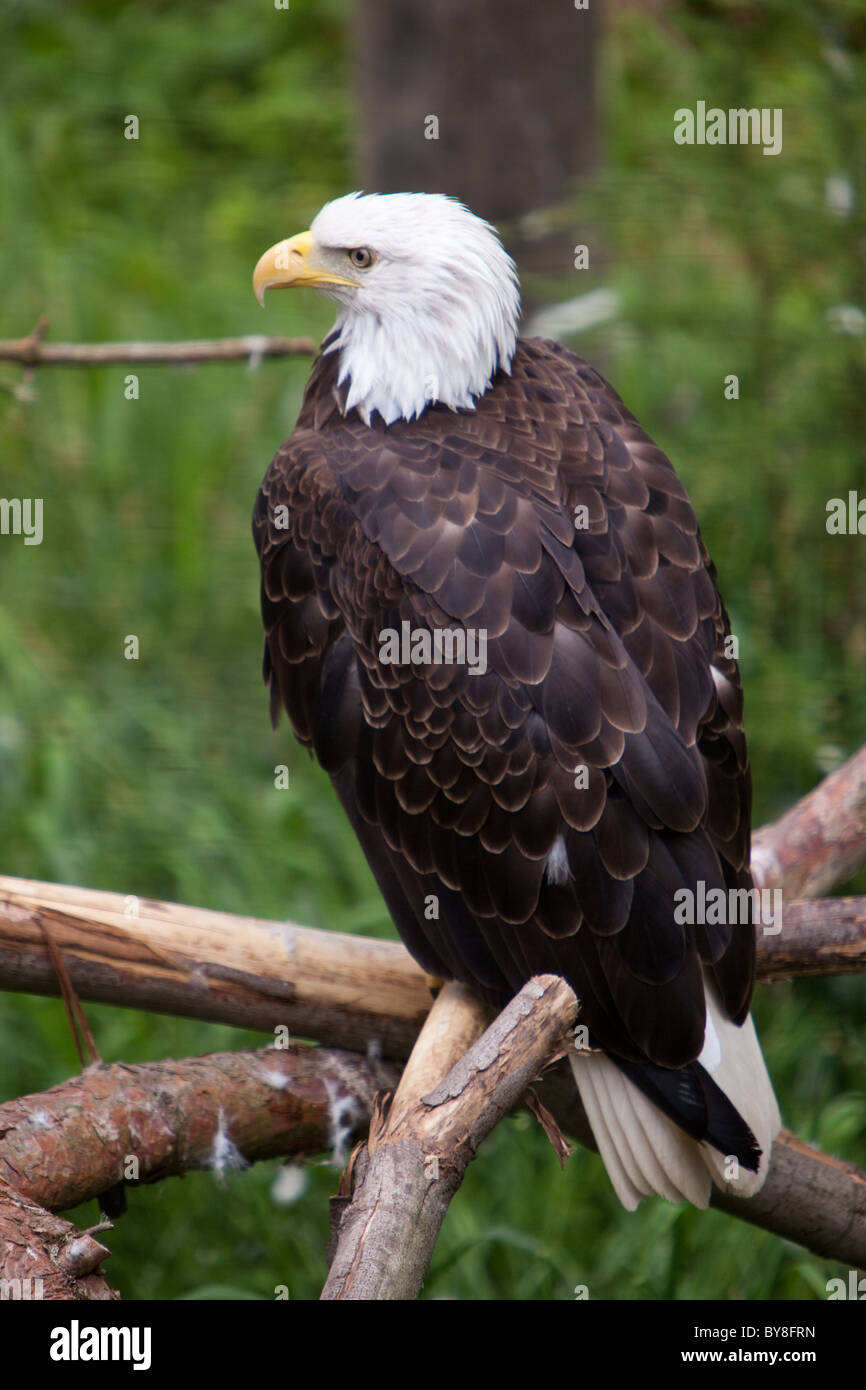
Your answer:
[353,0,599,227]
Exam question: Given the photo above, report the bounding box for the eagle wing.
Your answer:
[253,336,758,1167]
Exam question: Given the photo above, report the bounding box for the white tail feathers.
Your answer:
[569,974,781,1210]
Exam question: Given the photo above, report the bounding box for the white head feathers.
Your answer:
[309,191,521,425]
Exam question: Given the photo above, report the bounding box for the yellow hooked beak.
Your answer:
[253,231,359,305]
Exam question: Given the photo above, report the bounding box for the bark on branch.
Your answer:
[758,896,866,981]
[321,976,579,1300]
[0,1045,398,1214]
[752,744,866,898]
[0,1179,116,1302]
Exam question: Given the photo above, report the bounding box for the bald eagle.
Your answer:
[252,191,780,1209]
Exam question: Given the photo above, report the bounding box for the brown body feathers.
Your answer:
[253,335,755,1143]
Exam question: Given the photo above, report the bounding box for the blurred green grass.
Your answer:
[0,0,864,1299]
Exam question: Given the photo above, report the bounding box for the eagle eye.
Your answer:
[347,247,374,270]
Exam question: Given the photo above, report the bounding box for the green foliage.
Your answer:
[0,0,864,1300]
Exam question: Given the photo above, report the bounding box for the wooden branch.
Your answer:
[2,909,863,1277]
[1,875,865,1073]
[0,328,316,367]
[382,982,492,1132]
[1,738,864,1291]
[757,896,866,981]
[0,749,863,1049]
[712,1130,866,1267]
[752,743,866,898]
[321,976,578,1300]
[3,1025,861,1281]
[0,1045,397,1215]
[0,1179,116,1301]
[0,875,431,1059]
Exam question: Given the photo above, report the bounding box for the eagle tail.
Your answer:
[568,977,781,1210]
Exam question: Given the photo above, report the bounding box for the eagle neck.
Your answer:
[324,303,517,427]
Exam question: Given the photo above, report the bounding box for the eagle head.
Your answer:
[253,191,520,426]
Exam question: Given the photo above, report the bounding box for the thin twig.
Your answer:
[39,919,100,1066]
[0,331,316,367]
